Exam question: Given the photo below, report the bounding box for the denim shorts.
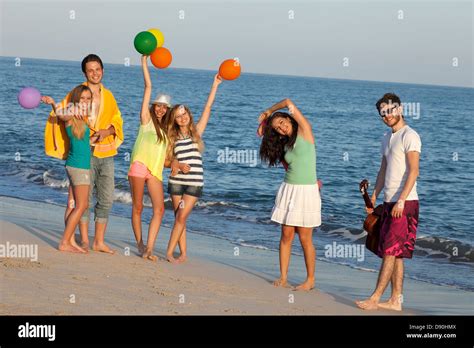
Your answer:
[168,182,203,198]
[66,166,91,186]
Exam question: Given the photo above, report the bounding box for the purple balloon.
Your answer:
[18,87,41,109]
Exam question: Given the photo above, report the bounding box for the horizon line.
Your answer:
[2,55,472,90]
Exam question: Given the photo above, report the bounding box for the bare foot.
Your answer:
[73,245,87,253]
[378,300,402,311]
[167,254,179,264]
[80,241,90,252]
[294,278,315,291]
[177,254,188,263]
[142,249,158,262]
[273,278,289,288]
[137,242,146,255]
[92,242,115,254]
[69,238,87,253]
[58,242,86,254]
[355,298,379,310]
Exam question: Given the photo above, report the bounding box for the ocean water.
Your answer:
[1,57,473,291]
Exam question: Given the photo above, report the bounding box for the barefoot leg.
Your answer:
[168,195,183,263]
[79,175,92,248]
[59,184,89,254]
[166,195,197,263]
[92,222,115,254]
[378,258,404,311]
[64,185,75,225]
[58,242,86,253]
[177,227,187,262]
[273,225,295,287]
[129,175,146,255]
[141,249,158,261]
[294,226,315,291]
[80,240,90,252]
[355,298,380,310]
[69,234,87,252]
[273,278,290,288]
[79,220,90,251]
[137,241,146,255]
[65,186,81,249]
[356,255,396,310]
[171,195,187,263]
[142,177,165,261]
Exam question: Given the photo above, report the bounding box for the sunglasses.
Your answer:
[379,105,399,118]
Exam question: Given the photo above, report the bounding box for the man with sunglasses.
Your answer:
[356,93,421,311]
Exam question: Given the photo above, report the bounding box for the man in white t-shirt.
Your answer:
[356,93,421,311]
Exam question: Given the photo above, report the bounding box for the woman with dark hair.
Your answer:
[258,99,321,291]
[127,55,173,261]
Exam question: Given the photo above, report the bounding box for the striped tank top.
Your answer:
[168,137,204,187]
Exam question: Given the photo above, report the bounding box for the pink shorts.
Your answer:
[377,200,419,259]
[128,161,153,180]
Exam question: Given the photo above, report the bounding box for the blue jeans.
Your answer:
[80,156,115,224]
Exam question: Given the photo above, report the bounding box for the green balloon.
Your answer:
[134,31,157,55]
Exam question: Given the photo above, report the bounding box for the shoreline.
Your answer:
[0,195,471,315]
[0,221,383,316]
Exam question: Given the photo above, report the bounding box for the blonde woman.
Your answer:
[166,74,222,263]
[128,55,173,261]
[42,85,93,253]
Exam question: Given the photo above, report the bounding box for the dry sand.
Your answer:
[0,197,399,315]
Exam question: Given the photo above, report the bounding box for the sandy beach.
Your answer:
[0,195,394,316]
[0,195,471,315]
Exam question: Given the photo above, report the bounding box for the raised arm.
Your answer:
[140,55,152,125]
[259,98,313,141]
[42,96,73,123]
[196,74,222,136]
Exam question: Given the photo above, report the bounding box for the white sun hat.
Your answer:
[151,94,172,107]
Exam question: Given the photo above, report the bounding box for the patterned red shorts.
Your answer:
[377,200,419,259]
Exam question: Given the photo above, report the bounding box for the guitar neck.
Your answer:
[362,190,374,209]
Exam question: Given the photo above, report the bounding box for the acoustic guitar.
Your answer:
[359,179,383,255]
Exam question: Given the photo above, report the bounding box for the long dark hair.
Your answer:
[259,112,298,167]
[149,104,171,143]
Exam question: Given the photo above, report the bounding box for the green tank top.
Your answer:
[65,125,91,169]
[130,120,168,181]
[284,135,317,185]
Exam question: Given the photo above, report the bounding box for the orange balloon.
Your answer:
[219,59,241,80]
[150,47,172,69]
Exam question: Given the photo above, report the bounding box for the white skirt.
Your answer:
[271,182,322,228]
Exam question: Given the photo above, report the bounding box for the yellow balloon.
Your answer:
[147,28,165,48]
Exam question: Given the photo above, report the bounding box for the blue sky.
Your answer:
[1,0,472,87]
